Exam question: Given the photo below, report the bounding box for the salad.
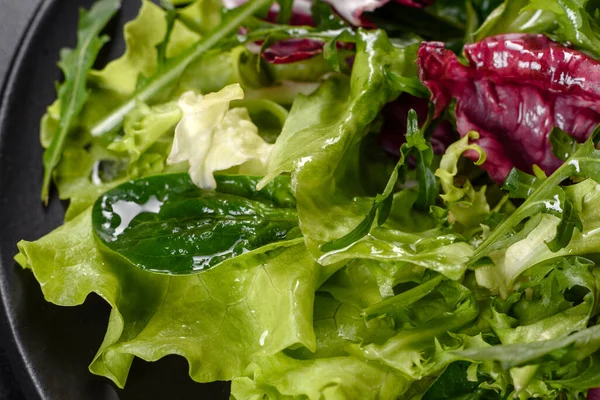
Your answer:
[15,0,600,398]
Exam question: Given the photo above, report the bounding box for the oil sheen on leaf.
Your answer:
[92,173,300,274]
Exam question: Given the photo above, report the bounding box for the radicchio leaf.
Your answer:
[324,0,434,27]
[260,38,327,64]
[418,33,600,182]
[226,0,326,64]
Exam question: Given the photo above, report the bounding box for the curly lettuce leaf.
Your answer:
[16,209,323,388]
[42,2,259,218]
[231,353,409,400]
[108,101,182,162]
[473,139,600,294]
[435,131,490,233]
[167,85,273,189]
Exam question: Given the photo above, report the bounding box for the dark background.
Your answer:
[0,2,42,399]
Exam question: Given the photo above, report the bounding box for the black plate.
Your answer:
[0,1,229,399]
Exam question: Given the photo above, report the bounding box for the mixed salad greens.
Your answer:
[16,0,600,398]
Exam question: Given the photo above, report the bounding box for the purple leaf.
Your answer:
[260,38,326,64]
[589,388,600,400]
[324,0,433,26]
[418,34,600,182]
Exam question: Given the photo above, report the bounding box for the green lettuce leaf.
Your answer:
[474,0,556,41]
[259,29,423,260]
[54,98,183,222]
[108,101,182,162]
[483,257,598,394]
[17,209,323,388]
[350,280,479,379]
[231,353,410,400]
[475,0,600,59]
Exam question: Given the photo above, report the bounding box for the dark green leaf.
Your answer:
[545,195,583,252]
[501,168,541,199]
[550,127,583,162]
[41,0,121,203]
[276,0,293,24]
[362,275,443,319]
[311,0,347,30]
[423,361,492,400]
[156,0,178,72]
[320,109,437,252]
[92,174,300,275]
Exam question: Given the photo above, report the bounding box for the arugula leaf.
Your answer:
[92,174,300,274]
[276,0,294,24]
[320,109,437,252]
[550,354,600,390]
[89,0,273,137]
[550,127,584,162]
[154,1,178,75]
[454,324,600,369]
[350,280,480,378]
[472,136,600,267]
[41,0,121,203]
[362,274,444,319]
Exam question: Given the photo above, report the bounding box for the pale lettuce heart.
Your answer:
[167,84,274,189]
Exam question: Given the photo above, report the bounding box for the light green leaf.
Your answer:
[166,85,273,189]
[17,209,322,388]
[108,101,182,162]
[231,353,410,400]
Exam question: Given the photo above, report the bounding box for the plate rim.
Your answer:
[0,1,58,399]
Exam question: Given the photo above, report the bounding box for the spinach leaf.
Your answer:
[92,173,300,274]
[41,0,121,203]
